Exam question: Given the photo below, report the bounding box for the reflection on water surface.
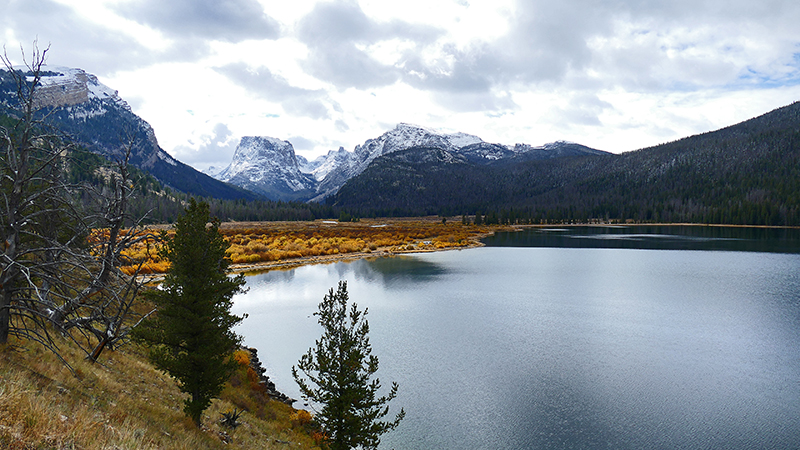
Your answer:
[233,228,800,449]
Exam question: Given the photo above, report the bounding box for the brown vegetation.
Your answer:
[0,336,322,449]
[111,218,501,275]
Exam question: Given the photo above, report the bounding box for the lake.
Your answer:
[231,226,800,449]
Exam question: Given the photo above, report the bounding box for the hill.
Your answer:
[332,102,800,226]
[0,335,320,449]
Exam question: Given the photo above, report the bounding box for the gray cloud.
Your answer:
[398,0,800,108]
[214,63,334,119]
[115,0,280,42]
[544,94,613,128]
[296,0,442,89]
[432,89,517,113]
[4,0,154,75]
[287,135,316,151]
[335,120,349,132]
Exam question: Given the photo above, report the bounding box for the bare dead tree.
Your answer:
[0,43,154,364]
[64,136,158,362]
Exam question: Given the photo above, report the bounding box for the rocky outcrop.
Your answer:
[34,67,124,109]
[244,347,296,405]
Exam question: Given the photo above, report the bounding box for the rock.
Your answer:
[244,347,296,405]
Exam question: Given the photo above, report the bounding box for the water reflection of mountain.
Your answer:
[243,267,297,287]
[350,256,448,288]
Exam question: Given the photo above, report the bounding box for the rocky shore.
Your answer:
[243,346,296,405]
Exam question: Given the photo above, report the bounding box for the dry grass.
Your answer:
[3,218,499,448]
[0,336,321,449]
[106,217,503,275]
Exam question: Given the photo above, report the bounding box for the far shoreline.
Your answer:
[228,239,486,275]
[137,221,800,282]
[226,222,800,275]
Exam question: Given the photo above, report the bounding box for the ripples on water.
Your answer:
[483,225,800,253]
[233,226,800,449]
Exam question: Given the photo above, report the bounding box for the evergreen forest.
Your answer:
[331,101,800,226]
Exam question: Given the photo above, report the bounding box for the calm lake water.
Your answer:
[231,226,800,449]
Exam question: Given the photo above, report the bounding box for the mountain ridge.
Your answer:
[0,66,260,201]
[213,122,608,202]
[332,101,800,225]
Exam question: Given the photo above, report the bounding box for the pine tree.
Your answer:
[293,281,405,450]
[135,198,246,426]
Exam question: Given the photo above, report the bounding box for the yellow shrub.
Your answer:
[290,409,313,427]
[247,241,269,253]
[233,349,251,367]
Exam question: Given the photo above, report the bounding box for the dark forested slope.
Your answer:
[333,102,800,225]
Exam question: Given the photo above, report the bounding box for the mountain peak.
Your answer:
[35,66,128,110]
[214,136,316,201]
[390,123,484,148]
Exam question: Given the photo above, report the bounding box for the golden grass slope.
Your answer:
[0,337,321,449]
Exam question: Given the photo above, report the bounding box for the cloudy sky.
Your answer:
[4,0,800,171]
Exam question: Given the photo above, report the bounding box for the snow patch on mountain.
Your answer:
[34,66,129,112]
[215,136,316,200]
[445,131,483,148]
[157,151,178,166]
[309,147,352,181]
[312,123,487,200]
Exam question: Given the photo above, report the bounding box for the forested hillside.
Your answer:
[332,102,800,226]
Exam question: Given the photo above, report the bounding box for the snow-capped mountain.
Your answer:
[312,123,486,200]
[303,147,352,182]
[0,66,257,200]
[215,137,316,201]
[213,123,606,202]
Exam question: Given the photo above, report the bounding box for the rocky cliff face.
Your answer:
[34,67,124,109]
[216,136,317,201]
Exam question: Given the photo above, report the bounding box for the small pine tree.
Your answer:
[135,198,246,426]
[293,281,404,450]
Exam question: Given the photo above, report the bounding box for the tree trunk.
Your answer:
[0,290,11,344]
[88,338,108,363]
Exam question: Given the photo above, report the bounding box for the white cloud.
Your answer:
[4,0,800,170]
[172,123,239,171]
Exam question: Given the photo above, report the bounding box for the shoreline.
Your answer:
[138,231,493,283]
[228,239,488,275]
[136,222,799,283]
[228,221,798,275]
